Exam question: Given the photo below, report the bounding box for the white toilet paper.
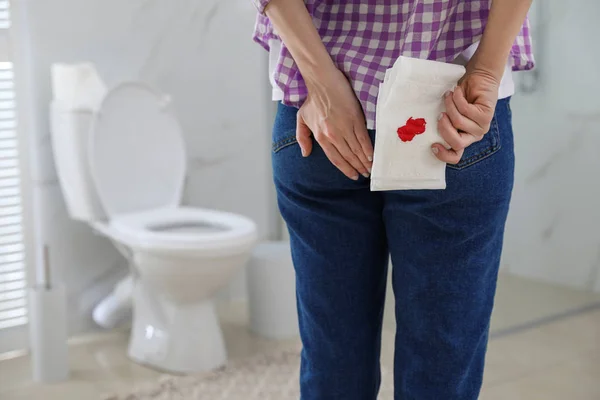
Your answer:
[51,63,108,111]
[371,56,466,191]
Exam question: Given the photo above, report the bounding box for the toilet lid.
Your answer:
[89,82,186,218]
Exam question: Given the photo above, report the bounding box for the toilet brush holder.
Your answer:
[28,246,69,383]
[28,285,69,383]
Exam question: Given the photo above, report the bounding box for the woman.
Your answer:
[252,1,534,399]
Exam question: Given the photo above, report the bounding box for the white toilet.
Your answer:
[49,81,258,374]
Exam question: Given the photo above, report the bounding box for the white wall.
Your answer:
[502,0,600,291]
[15,0,275,334]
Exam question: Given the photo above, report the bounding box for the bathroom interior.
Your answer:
[0,0,598,399]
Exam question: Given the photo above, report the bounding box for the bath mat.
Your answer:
[103,344,393,400]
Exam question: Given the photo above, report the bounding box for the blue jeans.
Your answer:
[272,98,514,400]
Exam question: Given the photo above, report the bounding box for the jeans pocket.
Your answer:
[446,112,501,171]
[272,130,298,153]
[272,102,300,153]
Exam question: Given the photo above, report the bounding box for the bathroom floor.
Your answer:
[1,273,599,400]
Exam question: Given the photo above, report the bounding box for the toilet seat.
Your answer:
[110,207,257,252]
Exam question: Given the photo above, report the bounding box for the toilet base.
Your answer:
[128,283,227,374]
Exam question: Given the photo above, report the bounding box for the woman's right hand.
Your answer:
[297,67,373,180]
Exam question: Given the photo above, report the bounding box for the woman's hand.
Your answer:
[297,67,373,180]
[263,0,372,180]
[432,67,500,164]
[432,0,532,164]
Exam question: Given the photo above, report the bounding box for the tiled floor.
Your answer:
[1,274,599,400]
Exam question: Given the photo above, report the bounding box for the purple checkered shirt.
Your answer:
[252,0,534,129]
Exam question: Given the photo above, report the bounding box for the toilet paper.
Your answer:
[51,63,108,111]
[371,56,466,191]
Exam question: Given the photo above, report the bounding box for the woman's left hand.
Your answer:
[432,68,500,164]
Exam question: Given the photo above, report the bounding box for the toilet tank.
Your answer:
[49,101,106,222]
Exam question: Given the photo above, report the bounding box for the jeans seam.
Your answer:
[273,132,298,153]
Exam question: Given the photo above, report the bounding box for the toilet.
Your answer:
[49,81,258,373]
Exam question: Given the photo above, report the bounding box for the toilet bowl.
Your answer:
[50,81,258,373]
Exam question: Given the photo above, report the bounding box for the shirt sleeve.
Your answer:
[252,0,271,15]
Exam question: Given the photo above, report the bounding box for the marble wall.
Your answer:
[14,0,599,342]
[14,0,275,335]
[502,0,600,291]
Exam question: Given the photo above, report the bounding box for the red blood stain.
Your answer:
[397,117,427,142]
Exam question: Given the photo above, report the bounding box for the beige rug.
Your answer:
[103,345,393,400]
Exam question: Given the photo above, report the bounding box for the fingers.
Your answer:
[321,129,369,178]
[345,130,372,176]
[340,138,370,178]
[354,121,374,164]
[319,140,361,181]
[453,86,493,131]
[444,91,483,136]
[432,144,464,165]
[297,106,370,181]
[437,112,474,150]
[296,113,313,157]
[433,87,492,164]
[433,112,474,164]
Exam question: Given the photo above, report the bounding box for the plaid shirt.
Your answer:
[252,0,534,129]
